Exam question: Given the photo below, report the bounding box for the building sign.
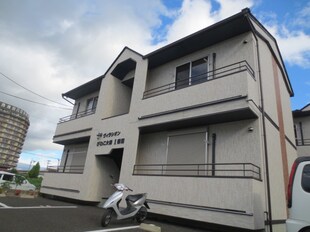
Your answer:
[96,131,125,146]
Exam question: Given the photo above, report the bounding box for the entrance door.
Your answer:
[96,149,124,198]
[107,148,123,182]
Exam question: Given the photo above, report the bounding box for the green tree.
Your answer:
[28,162,40,178]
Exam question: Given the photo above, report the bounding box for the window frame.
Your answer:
[86,96,98,113]
[175,56,209,90]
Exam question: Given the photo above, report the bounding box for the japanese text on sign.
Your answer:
[96,131,125,147]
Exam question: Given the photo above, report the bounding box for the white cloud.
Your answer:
[263,22,310,68]
[164,0,215,42]
[293,1,310,29]
[214,0,254,19]
[159,0,254,45]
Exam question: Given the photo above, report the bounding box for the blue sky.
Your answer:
[0,0,309,169]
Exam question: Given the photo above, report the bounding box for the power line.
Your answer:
[0,71,70,107]
[21,151,60,160]
[0,90,72,110]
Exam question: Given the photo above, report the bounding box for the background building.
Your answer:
[0,101,30,170]
[293,104,310,157]
[41,9,296,232]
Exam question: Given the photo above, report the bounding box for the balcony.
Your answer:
[53,109,96,144]
[296,138,310,146]
[138,61,258,131]
[47,165,84,174]
[130,164,264,230]
[143,60,255,99]
[58,108,96,123]
[133,162,261,180]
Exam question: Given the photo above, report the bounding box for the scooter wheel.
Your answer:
[101,209,113,227]
[136,206,147,223]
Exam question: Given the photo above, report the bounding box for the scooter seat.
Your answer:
[126,194,145,203]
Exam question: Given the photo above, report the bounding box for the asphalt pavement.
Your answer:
[0,196,212,232]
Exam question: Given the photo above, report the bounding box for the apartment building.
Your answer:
[41,9,297,231]
[0,101,30,170]
[293,104,310,157]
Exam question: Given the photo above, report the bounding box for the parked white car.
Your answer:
[286,157,310,232]
[0,171,36,191]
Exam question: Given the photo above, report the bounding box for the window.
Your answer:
[166,131,207,176]
[167,132,206,164]
[302,164,310,193]
[86,96,98,113]
[2,174,14,181]
[176,57,209,89]
[176,63,190,89]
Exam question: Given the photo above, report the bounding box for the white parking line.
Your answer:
[85,225,140,232]
[0,204,77,209]
[0,202,11,208]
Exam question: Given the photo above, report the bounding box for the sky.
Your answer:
[0,0,309,169]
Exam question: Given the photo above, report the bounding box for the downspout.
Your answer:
[245,12,273,232]
[299,122,304,145]
[62,94,75,105]
[211,133,216,176]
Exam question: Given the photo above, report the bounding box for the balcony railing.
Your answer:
[58,108,96,123]
[296,138,310,146]
[143,60,255,99]
[133,163,261,180]
[47,165,84,174]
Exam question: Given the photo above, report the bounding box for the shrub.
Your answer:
[0,182,11,192]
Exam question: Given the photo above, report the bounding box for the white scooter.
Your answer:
[100,183,150,227]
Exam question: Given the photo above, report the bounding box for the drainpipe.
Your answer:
[212,133,216,176]
[299,122,304,145]
[245,12,273,232]
[62,94,74,105]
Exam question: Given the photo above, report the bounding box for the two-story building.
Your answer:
[293,104,310,157]
[41,9,297,231]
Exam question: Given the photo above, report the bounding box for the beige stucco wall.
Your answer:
[264,120,287,221]
[258,39,278,124]
[209,120,261,165]
[255,30,297,223]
